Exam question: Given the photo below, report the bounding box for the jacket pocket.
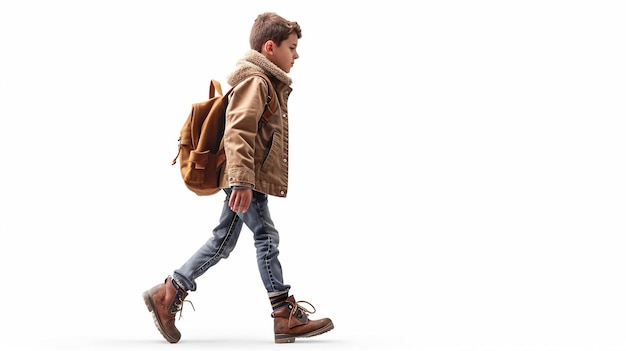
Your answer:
[260,131,276,170]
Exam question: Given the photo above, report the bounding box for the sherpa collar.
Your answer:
[227,50,292,87]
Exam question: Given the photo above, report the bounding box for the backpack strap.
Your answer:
[209,79,223,98]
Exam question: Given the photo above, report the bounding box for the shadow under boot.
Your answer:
[142,276,192,343]
[272,295,334,343]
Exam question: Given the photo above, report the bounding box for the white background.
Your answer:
[1,1,625,350]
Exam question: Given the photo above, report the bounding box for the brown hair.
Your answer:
[249,12,302,52]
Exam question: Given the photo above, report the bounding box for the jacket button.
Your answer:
[282,158,287,163]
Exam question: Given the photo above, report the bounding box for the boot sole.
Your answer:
[274,321,334,343]
[142,291,180,343]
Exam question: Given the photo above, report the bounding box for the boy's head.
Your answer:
[250,12,302,73]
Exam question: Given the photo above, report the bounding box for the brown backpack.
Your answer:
[171,73,277,196]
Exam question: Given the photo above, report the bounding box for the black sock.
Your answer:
[270,292,289,311]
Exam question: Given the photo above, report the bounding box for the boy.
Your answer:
[142,12,334,344]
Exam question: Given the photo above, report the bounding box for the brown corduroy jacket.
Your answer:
[219,51,293,198]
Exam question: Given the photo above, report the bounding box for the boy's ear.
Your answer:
[263,40,275,55]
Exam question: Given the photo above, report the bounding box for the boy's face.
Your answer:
[267,33,299,73]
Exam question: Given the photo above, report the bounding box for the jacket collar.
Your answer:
[227,50,292,87]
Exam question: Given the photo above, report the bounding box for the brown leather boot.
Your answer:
[272,295,334,343]
[142,276,191,343]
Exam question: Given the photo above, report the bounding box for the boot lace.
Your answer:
[172,290,195,320]
[290,300,316,317]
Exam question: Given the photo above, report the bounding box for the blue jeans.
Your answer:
[173,189,291,297]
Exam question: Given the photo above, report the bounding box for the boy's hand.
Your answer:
[230,188,253,213]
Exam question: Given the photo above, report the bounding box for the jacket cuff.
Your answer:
[231,185,251,190]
